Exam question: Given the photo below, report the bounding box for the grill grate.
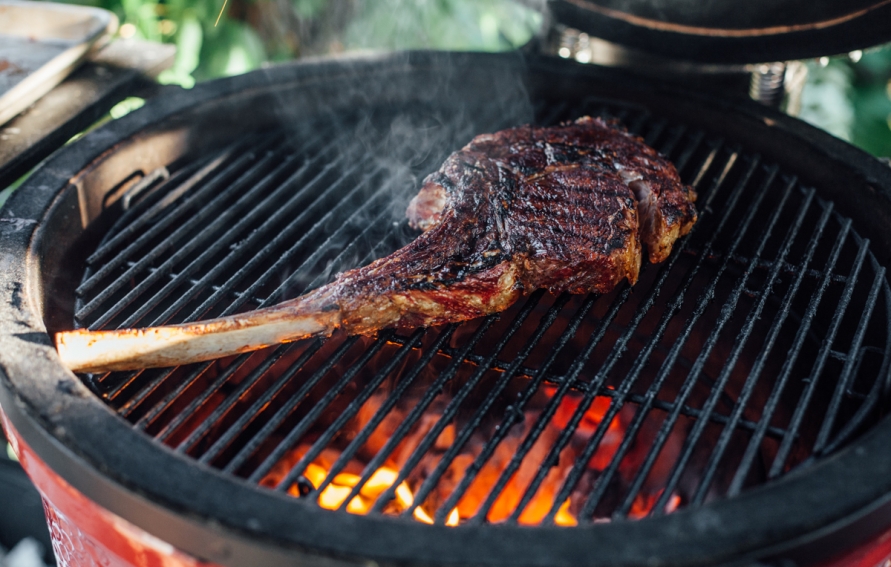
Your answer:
[74,97,891,527]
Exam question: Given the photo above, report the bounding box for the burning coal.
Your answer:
[260,377,683,526]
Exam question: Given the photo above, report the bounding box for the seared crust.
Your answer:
[338,116,694,333]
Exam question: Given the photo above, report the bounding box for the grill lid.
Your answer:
[544,0,891,64]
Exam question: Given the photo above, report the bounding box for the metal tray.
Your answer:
[0,0,117,127]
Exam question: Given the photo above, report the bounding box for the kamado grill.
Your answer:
[3,2,891,567]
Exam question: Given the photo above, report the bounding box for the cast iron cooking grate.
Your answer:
[71,96,891,527]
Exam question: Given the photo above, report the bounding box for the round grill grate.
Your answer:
[72,97,890,528]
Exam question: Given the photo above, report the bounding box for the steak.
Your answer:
[55,116,697,372]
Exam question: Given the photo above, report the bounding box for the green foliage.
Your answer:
[292,0,325,19]
[109,96,147,118]
[850,83,891,157]
[62,0,891,158]
[191,18,265,80]
[342,0,540,52]
[60,0,267,86]
[59,0,539,88]
[849,46,891,157]
[799,60,855,142]
[157,15,201,87]
[800,46,891,157]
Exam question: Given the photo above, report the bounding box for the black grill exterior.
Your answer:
[3,51,891,567]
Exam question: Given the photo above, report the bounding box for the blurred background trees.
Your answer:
[72,0,541,86]
[800,49,891,157]
[58,0,891,157]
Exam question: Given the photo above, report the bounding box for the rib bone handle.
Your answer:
[56,287,341,373]
[55,117,697,373]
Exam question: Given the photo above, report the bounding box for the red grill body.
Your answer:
[1,413,219,567]
[7,409,891,567]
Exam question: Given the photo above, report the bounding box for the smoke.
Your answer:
[127,3,546,310]
[249,44,537,296]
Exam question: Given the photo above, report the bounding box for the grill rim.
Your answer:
[2,50,891,567]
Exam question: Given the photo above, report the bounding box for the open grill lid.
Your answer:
[544,0,891,64]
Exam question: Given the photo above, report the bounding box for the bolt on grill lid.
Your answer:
[543,0,891,63]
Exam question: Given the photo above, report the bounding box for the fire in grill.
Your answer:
[68,93,890,529]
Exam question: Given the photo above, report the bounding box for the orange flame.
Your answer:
[263,386,681,527]
[286,463,459,525]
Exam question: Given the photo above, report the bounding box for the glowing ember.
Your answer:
[554,500,577,527]
[284,463,458,525]
[261,380,683,527]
